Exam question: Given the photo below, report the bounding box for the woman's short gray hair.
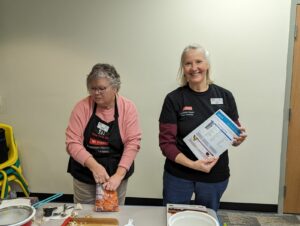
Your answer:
[178,44,212,86]
[87,63,121,91]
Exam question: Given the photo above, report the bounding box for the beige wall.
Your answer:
[0,0,291,204]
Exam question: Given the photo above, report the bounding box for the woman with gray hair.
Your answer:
[159,44,247,214]
[66,63,141,205]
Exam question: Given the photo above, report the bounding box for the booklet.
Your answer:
[167,203,207,225]
[183,109,241,160]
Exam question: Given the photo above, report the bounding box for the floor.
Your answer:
[218,210,300,226]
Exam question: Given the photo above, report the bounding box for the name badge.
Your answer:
[210,98,223,105]
[97,122,109,132]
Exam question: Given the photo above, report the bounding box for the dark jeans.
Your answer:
[163,170,229,212]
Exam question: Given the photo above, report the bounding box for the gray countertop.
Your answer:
[35,204,217,226]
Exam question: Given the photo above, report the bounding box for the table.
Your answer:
[38,204,218,226]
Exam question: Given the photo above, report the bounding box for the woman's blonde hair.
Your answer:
[178,44,213,86]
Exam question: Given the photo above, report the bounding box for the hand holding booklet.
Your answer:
[183,109,241,160]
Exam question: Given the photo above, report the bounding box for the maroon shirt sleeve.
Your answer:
[159,123,181,161]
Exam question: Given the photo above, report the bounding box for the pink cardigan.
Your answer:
[66,95,142,170]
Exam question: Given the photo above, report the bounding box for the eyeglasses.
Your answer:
[89,85,112,94]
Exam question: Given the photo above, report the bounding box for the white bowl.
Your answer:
[168,210,219,226]
[0,205,36,226]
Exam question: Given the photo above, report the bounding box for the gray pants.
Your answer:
[73,178,128,205]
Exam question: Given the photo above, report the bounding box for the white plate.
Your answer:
[168,210,219,226]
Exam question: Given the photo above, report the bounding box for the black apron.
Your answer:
[67,98,134,184]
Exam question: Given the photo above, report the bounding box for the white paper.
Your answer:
[183,109,240,160]
[0,198,31,209]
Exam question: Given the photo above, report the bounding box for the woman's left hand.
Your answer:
[232,127,247,146]
[102,166,127,191]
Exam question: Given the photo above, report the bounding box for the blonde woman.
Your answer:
[159,44,247,212]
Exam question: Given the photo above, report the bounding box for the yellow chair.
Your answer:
[0,123,30,199]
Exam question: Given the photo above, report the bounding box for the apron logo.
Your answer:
[89,138,109,146]
[182,106,193,111]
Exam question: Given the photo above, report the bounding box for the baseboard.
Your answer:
[21,193,278,212]
[25,192,74,203]
[219,201,277,212]
[125,197,163,206]
[125,197,278,212]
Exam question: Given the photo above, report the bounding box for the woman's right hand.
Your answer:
[91,164,110,184]
[84,156,110,184]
